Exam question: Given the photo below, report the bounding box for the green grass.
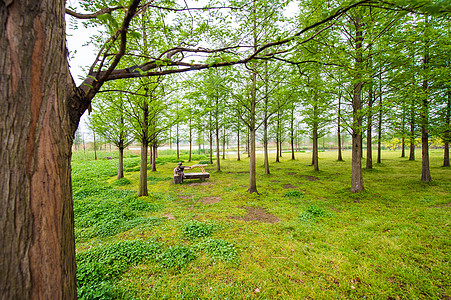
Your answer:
[72,149,451,299]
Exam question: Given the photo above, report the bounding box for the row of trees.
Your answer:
[88,1,450,196]
[1,0,449,297]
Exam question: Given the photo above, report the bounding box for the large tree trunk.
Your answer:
[0,0,78,297]
[351,15,364,193]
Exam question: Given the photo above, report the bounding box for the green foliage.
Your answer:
[299,205,328,222]
[77,240,162,299]
[182,220,215,239]
[284,190,305,198]
[157,245,196,269]
[147,176,172,182]
[73,182,163,240]
[112,177,131,186]
[127,197,163,212]
[199,160,211,164]
[197,238,238,263]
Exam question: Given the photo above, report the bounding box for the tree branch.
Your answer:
[65,6,125,19]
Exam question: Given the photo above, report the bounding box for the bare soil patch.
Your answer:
[286,172,320,181]
[178,195,194,199]
[228,206,280,224]
[300,175,320,181]
[283,184,297,189]
[199,196,222,205]
[163,213,176,220]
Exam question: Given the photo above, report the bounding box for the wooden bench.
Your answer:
[173,163,210,184]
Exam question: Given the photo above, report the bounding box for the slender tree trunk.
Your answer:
[209,128,213,164]
[139,140,149,196]
[291,107,295,160]
[176,122,179,160]
[249,127,258,193]
[366,84,373,169]
[117,146,124,180]
[338,93,343,161]
[222,126,226,160]
[237,125,241,161]
[189,119,192,162]
[216,119,221,172]
[312,128,319,171]
[444,90,450,167]
[247,127,250,158]
[138,101,149,197]
[409,96,416,161]
[152,143,157,172]
[421,20,431,182]
[198,129,201,155]
[351,16,364,193]
[93,131,97,160]
[264,119,270,174]
[276,135,280,162]
[279,137,283,158]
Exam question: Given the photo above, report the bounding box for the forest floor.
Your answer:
[72,149,450,299]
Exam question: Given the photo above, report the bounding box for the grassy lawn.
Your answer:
[72,149,450,299]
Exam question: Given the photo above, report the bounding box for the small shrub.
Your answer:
[299,205,327,222]
[199,160,210,164]
[157,245,196,269]
[183,221,215,239]
[284,190,304,198]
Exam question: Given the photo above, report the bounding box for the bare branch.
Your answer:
[65,6,125,19]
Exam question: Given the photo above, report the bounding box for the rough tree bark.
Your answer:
[0,0,81,297]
